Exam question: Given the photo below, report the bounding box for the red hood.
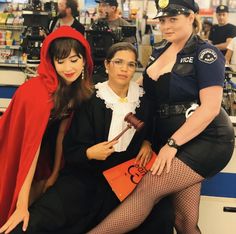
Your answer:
[38,26,93,94]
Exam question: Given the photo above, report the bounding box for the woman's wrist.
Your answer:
[86,148,93,160]
[16,195,29,208]
[166,137,180,150]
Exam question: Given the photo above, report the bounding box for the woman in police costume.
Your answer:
[88,0,235,233]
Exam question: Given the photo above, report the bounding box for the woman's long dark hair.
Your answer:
[49,38,93,119]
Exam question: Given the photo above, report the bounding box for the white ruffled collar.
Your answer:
[95,81,144,111]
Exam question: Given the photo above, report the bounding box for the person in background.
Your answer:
[48,0,85,34]
[201,20,212,40]
[95,0,129,28]
[90,0,137,84]
[0,26,93,234]
[208,4,236,55]
[225,36,236,65]
[87,0,235,233]
[9,42,174,234]
[93,0,136,43]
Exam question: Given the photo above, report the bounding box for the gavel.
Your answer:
[110,112,144,142]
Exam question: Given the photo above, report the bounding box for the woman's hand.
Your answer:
[150,144,177,175]
[86,140,118,160]
[42,173,58,193]
[0,145,42,233]
[135,140,152,167]
[0,205,29,234]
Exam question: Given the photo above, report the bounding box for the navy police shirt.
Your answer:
[147,35,225,103]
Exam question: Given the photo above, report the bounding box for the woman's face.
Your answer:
[159,14,194,43]
[105,50,136,89]
[54,49,84,85]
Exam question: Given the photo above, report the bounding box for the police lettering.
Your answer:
[180,57,194,64]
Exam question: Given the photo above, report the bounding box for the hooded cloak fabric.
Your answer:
[0,26,93,226]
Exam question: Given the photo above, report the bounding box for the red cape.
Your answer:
[0,26,93,225]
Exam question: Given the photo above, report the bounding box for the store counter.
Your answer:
[0,67,26,113]
[199,116,236,234]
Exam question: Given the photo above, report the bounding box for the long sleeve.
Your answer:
[63,101,95,165]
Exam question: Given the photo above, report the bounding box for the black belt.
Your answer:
[156,102,197,118]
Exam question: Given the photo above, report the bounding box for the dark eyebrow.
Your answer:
[69,55,79,59]
[114,58,136,63]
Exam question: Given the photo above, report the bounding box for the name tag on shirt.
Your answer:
[180,57,194,64]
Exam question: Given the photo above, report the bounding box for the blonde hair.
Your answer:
[183,11,202,35]
[193,14,202,35]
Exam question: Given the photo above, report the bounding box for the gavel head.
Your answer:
[124,112,144,131]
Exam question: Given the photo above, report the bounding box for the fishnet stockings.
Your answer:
[88,158,204,234]
[172,182,202,234]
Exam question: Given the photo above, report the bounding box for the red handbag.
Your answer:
[103,152,157,201]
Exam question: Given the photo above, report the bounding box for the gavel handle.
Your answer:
[110,124,132,142]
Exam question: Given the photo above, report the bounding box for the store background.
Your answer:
[0,0,236,233]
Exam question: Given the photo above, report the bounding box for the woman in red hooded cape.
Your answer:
[0,26,93,231]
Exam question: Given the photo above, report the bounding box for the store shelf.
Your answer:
[0,63,26,68]
[22,10,48,16]
[0,22,25,68]
[0,25,24,30]
[0,45,21,49]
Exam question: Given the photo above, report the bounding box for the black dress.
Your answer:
[143,71,235,178]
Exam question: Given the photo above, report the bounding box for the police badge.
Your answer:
[220,5,225,10]
[158,0,169,9]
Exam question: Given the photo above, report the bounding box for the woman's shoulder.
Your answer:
[151,40,169,58]
[16,77,49,102]
[77,88,105,111]
[9,77,52,116]
[73,92,105,121]
[79,91,102,105]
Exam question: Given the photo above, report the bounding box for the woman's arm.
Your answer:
[86,140,118,160]
[214,38,233,51]
[172,86,222,145]
[63,100,118,163]
[151,86,223,175]
[0,145,41,233]
[225,49,233,65]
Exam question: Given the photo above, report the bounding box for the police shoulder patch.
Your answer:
[198,48,218,64]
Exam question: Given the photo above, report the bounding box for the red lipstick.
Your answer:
[64,73,75,78]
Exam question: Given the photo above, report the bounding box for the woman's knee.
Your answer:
[175,212,198,233]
